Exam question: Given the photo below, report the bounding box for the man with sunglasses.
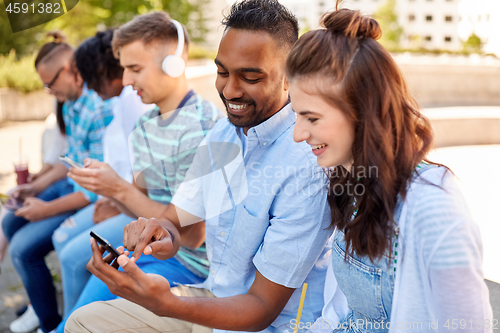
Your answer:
[2,33,114,333]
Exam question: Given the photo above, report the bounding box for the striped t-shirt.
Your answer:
[130,90,224,278]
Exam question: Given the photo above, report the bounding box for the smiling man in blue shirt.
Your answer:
[65,1,333,332]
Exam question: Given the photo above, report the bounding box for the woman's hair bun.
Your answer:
[46,31,68,43]
[96,29,115,48]
[321,4,382,41]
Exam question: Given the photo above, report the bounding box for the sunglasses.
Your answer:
[44,66,66,92]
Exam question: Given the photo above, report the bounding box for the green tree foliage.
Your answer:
[0,50,43,92]
[1,0,210,57]
[0,0,44,55]
[462,33,483,54]
[374,0,403,51]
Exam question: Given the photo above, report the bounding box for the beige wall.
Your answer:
[423,107,500,148]
[0,74,226,123]
[430,117,500,147]
[400,64,500,108]
[0,88,55,122]
[2,61,500,121]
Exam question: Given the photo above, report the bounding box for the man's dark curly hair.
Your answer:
[222,0,299,50]
[75,29,123,94]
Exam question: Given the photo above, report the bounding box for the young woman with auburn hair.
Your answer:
[286,2,492,331]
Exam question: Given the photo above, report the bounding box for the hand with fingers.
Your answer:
[93,197,120,223]
[15,197,50,221]
[87,238,178,316]
[123,217,179,262]
[68,158,127,198]
[11,183,37,200]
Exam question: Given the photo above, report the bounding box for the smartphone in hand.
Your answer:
[4,196,24,211]
[90,231,121,259]
[59,155,83,169]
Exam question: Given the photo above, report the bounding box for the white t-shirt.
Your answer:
[102,85,153,183]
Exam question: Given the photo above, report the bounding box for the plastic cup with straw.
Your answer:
[14,137,29,185]
[273,283,309,333]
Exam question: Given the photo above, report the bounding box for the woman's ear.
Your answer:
[74,71,84,87]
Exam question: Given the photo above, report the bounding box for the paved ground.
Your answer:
[0,251,62,333]
[0,120,499,332]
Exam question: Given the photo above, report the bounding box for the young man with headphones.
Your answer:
[60,11,224,332]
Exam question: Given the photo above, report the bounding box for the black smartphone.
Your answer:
[90,231,121,259]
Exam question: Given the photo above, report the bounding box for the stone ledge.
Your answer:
[0,88,55,122]
[424,107,500,147]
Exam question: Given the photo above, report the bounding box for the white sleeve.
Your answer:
[427,222,493,332]
[415,171,493,331]
[42,128,67,165]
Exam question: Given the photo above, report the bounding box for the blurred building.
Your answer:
[278,0,500,56]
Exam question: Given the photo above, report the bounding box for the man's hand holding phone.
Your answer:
[14,197,51,221]
[10,183,37,201]
[68,158,127,198]
[59,155,83,169]
[89,231,127,269]
[2,193,24,211]
[86,234,178,317]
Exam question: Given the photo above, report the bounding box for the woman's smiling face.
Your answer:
[290,78,355,169]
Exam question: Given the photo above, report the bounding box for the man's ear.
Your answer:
[283,76,290,92]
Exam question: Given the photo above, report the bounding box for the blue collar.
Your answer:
[177,89,195,109]
[249,103,295,148]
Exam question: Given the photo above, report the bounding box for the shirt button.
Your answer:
[211,269,215,275]
[378,268,382,273]
[220,231,225,237]
[262,142,267,146]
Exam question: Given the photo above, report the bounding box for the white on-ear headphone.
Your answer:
[161,19,186,78]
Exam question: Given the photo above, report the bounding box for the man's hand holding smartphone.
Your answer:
[86,228,176,317]
[59,155,83,169]
[68,158,127,198]
[1,192,24,211]
[89,231,127,269]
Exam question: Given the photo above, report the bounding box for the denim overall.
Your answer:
[331,164,435,332]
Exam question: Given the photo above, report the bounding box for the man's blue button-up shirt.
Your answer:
[172,104,332,333]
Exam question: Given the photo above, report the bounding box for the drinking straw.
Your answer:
[293,283,308,333]
[19,137,22,164]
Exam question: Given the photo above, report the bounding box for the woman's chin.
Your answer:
[315,155,334,168]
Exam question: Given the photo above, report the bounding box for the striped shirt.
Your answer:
[63,84,114,202]
[130,90,224,278]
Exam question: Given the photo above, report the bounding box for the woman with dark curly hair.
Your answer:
[287,2,492,331]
